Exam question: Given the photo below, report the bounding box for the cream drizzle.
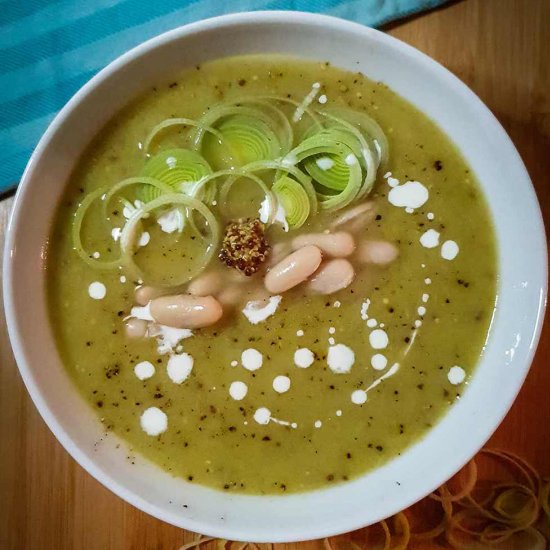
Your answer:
[242,295,282,324]
[293,82,321,122]
[253,407,297,428]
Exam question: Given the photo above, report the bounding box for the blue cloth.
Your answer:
[0,0,447,194]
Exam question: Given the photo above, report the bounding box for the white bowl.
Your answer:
[3,11,547,543]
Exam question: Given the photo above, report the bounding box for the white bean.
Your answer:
[307,259,355,294]
[188,271,222,297]
[331,202,375,232]
[357,240,399,265]
[149,294,223,329]
[135,285,165,306]
[124,318,148,339]
[291,232,355,257]
[265,245,323,294]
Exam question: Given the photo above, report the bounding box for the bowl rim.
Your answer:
[3,10,548,542]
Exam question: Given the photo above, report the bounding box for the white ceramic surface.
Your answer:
[3,11,547,543]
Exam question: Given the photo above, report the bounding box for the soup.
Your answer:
[48,55,497,494]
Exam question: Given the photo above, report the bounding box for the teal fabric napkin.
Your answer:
[0,0,448,194]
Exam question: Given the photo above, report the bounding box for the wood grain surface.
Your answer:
[1,0,548,548]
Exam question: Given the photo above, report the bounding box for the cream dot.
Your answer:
[273,375,291,394]
[140,407,167,436]
[229,381,248,401]
[241,348,263,371]
[418,306,426,316]
[387,176,400,188]
[315,157,334,171]
[441,240,460,260]
[253,407,271,425]
[371,354,387,371]
[327,344,355,373]
[134,360,155,380]
[336,410,342,417]
[351,390,367,405]
[420,229,440,249]
[138,231,150,247]
[366,318,378,328]
[167,353,193,384]
[345,153,357,166]
[448,366,466,385]
[88,281,106,300]
[294,348,315,368]
[314,420,322,428]
[369,329,388,350]
[296,329,304,337]
[328,327,336,334]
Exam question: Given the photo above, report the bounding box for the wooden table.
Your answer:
[1,0,548,548]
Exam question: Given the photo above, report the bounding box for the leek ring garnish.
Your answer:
[139,148,212,202]
[318,112,378,198]
[288,127,363,211]
[194,168,277,225]
[272,175,310,229]
[143,118,224,153]
[216,115,279,165]
[119,193,219,287]
[242,159,318,217]
[73,96,389,284]
[73,177,172,270]
[193,101,293,167]
[257,95,323,128]
[322,107,389,165]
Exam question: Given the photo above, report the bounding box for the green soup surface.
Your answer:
[48,55,497,494]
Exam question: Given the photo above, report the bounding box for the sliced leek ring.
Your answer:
[140,148,212,202]
[272,175,311,229]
